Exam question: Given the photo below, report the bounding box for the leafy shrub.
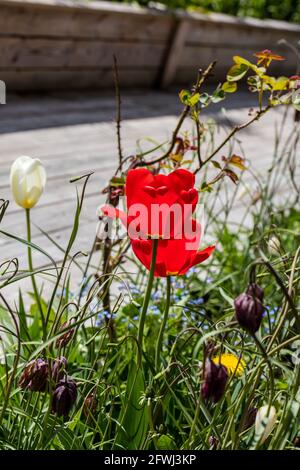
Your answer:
[115,0,300,23]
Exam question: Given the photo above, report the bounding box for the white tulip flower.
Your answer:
[255,405,277,443]
[10,156,46,209]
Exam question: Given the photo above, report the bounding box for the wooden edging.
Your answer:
[0,0,300,91]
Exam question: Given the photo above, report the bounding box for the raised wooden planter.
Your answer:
[0,0,299,91]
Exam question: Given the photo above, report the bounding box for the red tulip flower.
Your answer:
[102,168,215,277]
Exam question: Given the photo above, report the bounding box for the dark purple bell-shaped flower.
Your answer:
[52,377,77,417]
[56,322,74,349]
[234,290,264,334]
[83,393,98,420]
[51,356,68,384]
[19,358,49,392]
[201,358,228,403]
[242,406,257,431]
[246,283,264,302]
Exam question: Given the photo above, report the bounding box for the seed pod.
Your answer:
[268,235,281,256]
[52,377,77,417]
[51,356,68,384]
[201,358,228,403]
[234,292,264,334]
[56,322,74,349]
[83,393,98,419]
[19,358,49,392]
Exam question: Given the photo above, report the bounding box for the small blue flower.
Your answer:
[149,305,160,315]
[129,284,141,295]
[188,297,204,306]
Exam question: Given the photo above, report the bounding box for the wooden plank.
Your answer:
[0,2,173,42]
[160,19,190,89]
[0,38,167,69]
[186,17,300,46]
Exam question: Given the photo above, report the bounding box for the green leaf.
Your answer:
[157,434,176,450]
[200,181,213,193]
[212,160,222,170]
[293,91,300,111]
[179,89,191,105]
[18,290,29,342]
[211,89,226,103]
[199,93,211,106]
[110,176,125,187]
[179,90,200,107]
[116,362,148,450]
[221,81,237,93]
[218,287,234,307]
[233,56,252,67]
[227,63,249,82]
[189,93,200,106]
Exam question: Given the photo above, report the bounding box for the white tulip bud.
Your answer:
[268,235,281,256]
[10,156,46,209]
[255,405,277,443]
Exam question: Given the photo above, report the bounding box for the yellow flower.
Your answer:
[212,353,245,376]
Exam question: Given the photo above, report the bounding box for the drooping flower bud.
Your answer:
[51,356,68,384]
[246,283,264,302]
[242,406,257,431]
[255,405,277,443]
[268,235,281,256]
[234,292,264,334]
[208,435,218,449]
[201,358,228,403]
[83,393,98,420]
[19,358,49,392]
[56,322,74,349]
[52,377,77,417]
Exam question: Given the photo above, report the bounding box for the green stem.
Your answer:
[155,276,171,371]
[137,238,158,361]
[189,395,201,449]
[26,208,46,338]
[252,333,275,403]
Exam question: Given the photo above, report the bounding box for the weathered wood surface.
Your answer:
[0,89,298,305]
[0,0,300,91]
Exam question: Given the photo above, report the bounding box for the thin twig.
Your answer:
[113,55,123,171]
[195,105,271,173]
[133,61,217,168]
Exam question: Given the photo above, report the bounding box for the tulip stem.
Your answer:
[137,238,158,361]
[155,276,171,371]
[26,208,46,337]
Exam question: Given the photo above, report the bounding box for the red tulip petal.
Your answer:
[155,261,168,277]
[193,245,216,265]
[169,169,195,192]
[180,188,198,204]
[126,169,154,205]
[156,185,168,196]
[143,185,157,197]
